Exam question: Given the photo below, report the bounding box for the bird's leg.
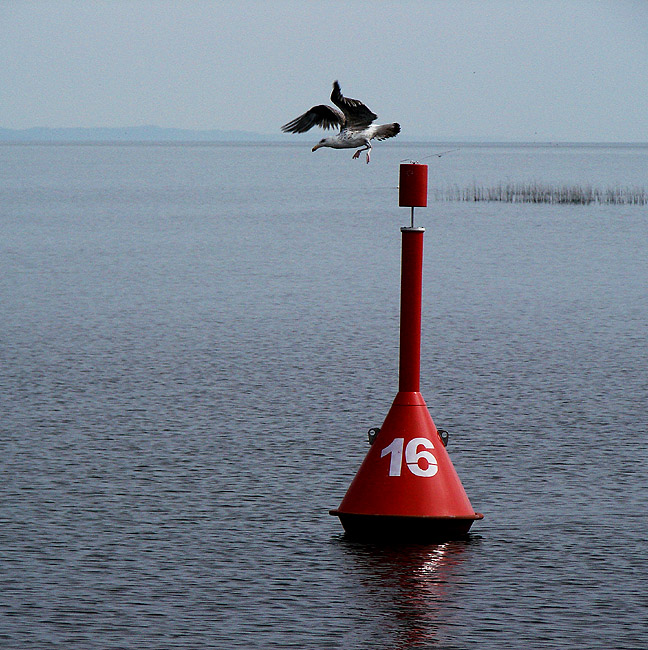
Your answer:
[352,141,372,163]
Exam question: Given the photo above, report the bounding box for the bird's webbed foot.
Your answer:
[366,151,371,164]
[352,150,361,159]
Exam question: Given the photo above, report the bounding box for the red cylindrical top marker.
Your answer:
[399,163,428,207]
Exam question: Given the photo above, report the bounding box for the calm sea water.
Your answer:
[1,142,647,649]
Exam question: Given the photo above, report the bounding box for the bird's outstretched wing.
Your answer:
[281,105,345,133]
[330,80,377,129]
[372,123,401,141]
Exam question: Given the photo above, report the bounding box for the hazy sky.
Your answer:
[1,0,646,141]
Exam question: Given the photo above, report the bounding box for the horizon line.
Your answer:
[0,125,645,146]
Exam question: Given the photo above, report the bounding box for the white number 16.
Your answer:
[380,437,438,477]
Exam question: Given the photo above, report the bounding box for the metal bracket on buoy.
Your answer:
[367,428,380,445]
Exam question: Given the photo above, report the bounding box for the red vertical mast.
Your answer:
[398,227,424,394]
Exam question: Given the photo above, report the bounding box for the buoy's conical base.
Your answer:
[331,392,482,542]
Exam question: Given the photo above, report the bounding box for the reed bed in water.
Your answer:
[436,183,648,205]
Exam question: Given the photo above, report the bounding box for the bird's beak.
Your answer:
[312,144,321,152]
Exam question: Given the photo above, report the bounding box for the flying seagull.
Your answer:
[281,80,400,163]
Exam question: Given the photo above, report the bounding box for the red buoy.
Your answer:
[330,163,483,542]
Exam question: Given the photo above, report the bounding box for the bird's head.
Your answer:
[312,138,327,152]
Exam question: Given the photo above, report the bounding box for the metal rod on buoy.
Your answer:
[329,162,483,542]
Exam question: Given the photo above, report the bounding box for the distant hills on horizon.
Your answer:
[0,125,278,142]
[0,126,644,145]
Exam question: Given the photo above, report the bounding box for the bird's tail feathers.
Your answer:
[373,123,401,141]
